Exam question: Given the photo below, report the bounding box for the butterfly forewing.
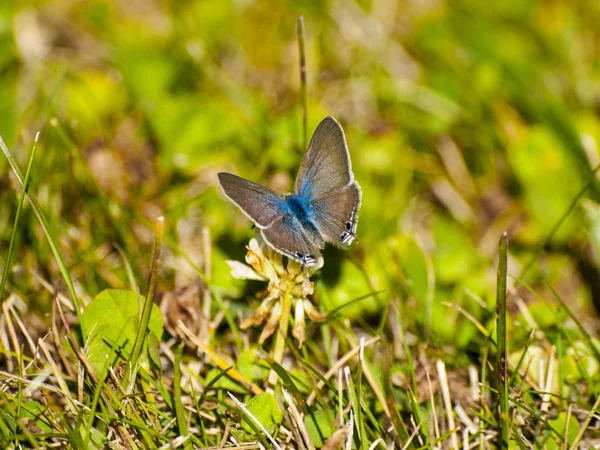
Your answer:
[218,173,283,228]
[295,117,353,199]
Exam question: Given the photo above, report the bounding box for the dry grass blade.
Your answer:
[436,359,458,450]
[177,320,263,395]
[283,388,315,450]
[306,336,380,406]
[401,419,424,450]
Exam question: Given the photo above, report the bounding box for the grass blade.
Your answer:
[568,394,600,450]
[545,282,600,363]
[0,135,83,324]
[173,344,191,447]
[126,216,164,388]
[198,366,233,409]
[0,133,39,302]
[496,232,509,447]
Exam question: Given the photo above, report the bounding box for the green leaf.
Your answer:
[242,392,283,435]
[507,126,583,243]
[393,234,430,303]
[147,330,161,374]
[321,260,377,318]
[431,214,482,284]
[304,409,336,448]
[236,350,269,381]
[81,289,164,375]
[548,412,579,449]
[230,428,257,443]
[21,401,52,433]
[562,341,600,383]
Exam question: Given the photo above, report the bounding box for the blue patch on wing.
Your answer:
[297,177,313,200]
[283,195,311,220]
[282,195,321,237]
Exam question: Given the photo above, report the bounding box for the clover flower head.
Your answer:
[226,233,324,347]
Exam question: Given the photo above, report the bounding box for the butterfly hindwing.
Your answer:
[309,181,361,246]
[261,210,324,264]
[218,173,283,228]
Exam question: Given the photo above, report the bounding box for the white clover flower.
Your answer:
[226,234,324,347]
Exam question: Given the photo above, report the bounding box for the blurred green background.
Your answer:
[2,0,600,348]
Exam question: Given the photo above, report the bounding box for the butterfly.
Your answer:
[218,117,362,266]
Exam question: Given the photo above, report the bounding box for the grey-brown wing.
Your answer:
[218,172,283,228]
[294,117,354,199]
[310,181,361,246]
[260,213,324,265]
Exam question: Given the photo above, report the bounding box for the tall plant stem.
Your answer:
[297,15,308,150]
[496,232,509,447]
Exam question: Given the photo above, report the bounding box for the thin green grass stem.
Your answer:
[297,15,308,150]
[173,343,192,448]
[568,394,600,450]
[0,135,83,324]
[545,282,600,363]
[496,232,509,447]
[0,134,38,302]
[127,216,164,388]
